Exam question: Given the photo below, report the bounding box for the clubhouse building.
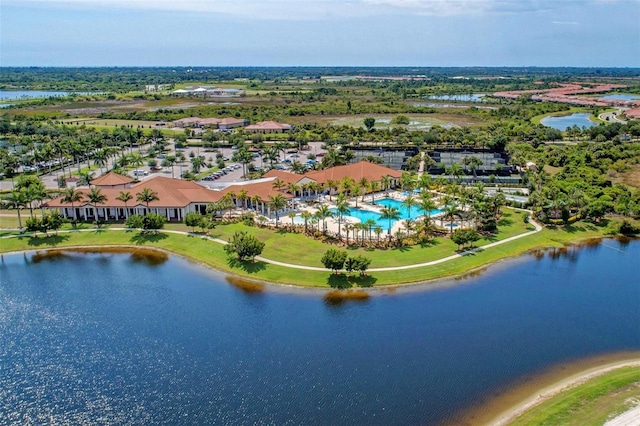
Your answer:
[46,161,402,222]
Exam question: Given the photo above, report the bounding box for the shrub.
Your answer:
[224,231,265,261]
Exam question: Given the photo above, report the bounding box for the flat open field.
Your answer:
[610,164,640,188]
[327,113,484,129]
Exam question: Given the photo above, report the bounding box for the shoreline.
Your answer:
[0,225,635,291]
[491,359,640,425]
[452,352,640,426]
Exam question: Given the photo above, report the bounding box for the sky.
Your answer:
[1,0,639,67]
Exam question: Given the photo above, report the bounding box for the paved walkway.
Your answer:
[0,212,542,273]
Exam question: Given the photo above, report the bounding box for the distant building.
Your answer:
[245,121,293,134]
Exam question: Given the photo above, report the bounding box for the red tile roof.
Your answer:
[304,161,401,184]
[48,176,224,209]
[262,169,305,185]
[245,121,292,131]
[219,181,294,202]
[90,171,133,187]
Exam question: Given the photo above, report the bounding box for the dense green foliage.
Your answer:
[223,231,265,261]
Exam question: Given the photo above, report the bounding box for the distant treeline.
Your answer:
[1,67,639,92]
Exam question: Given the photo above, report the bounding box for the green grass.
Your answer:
[509,366,640,426]
[0,210,620,288]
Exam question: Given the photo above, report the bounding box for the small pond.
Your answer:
[540,112,598,130]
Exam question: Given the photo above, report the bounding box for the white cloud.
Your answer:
[552,20,580,25]
[4,0,612,20]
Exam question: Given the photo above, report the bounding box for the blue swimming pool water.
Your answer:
[331,198,442,231]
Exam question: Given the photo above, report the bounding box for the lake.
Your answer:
[1,239,639,425]
[425,94,486,102]
[541,112,598,130]
[598,94,640,101]
[0,90,91,101]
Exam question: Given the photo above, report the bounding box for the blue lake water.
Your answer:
[1,240,639,424]
[598,94,640,101]
[0,90,91,101]
[426,94,486,102]
[540,113,598,130]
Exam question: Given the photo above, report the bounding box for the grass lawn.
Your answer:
[509,366,640,426]
[0,207,622,288]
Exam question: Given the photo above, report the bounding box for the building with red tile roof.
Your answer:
[89,171,134,188]
[47,176,225,221]
[46,161,402,222]
[245,121,293,133]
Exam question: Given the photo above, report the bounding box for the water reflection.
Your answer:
[225,276,265,294]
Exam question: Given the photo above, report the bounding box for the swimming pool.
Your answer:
[331,198,442,231]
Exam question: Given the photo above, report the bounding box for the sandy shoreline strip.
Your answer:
[488,358,640,425]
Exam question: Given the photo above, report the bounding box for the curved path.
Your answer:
[0,213,542,273]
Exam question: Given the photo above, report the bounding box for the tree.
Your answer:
[4,190,27,229]
[402,194,419,219]
[62,187,84,223]
[41,211,63,236]
[300,210,312,233]
[334,193,350,238]
[380,206,400,235]
[352,255,372,276]
[364,117,376,131]
[321,248,347,274]
[191,155,206,173]
[224,231,265,261]
[463,156,483,179]
[116,191,133,219]
[143,212,166,232]
[136,187,159,213]
[268,193,288,227]
[125,213,144,229]
[314,204,334,234]
[185,211,205,232]
[87,187,107,222]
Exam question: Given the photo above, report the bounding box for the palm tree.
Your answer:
[402,194,419,219]
[334,193,350,239]
[374,225,383,245]
[381,175,392,196]
[288,211,297,227]
[364,218,377,242]
[368,180,380,204]
[5,190,27,229]
[129,152,144,169]
[358,177,369,201]
[87,187,107,221]
[287,183,301,197]
[116,191,133,219]
[314,204,333,234]
[380,206,400,235]
[268,194,288,227]
[237,189,249,211]
[77,170,95,186]
[62,187,84,222]
[191,155,206,173]
[136,187,159,214]
[442,198,461,233]
[463,156,483,179]
[272,178,286,191]
[251,194,264,214]
[325,179,339,201]
[93,148,108,174]
[300,210,312,233]
[446,163,465,183]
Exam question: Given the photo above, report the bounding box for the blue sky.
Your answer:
[1,0,638,67]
